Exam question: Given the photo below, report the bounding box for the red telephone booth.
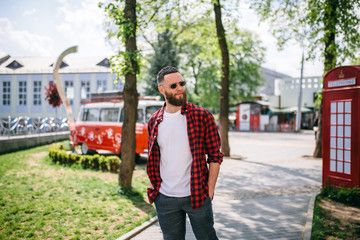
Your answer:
[323,65,360,188]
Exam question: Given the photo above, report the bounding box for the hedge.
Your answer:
[48,143,121,172]
[320,185,360,208]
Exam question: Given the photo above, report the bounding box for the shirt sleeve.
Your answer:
[147,119,152,151]
[204,111,224,164]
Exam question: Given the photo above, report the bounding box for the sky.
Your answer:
[0,0,325,77]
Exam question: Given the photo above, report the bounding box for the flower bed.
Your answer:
[48,143,121,172]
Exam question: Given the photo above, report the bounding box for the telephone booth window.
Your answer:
[329,100,351,174]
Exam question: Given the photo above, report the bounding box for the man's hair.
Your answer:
[157,66,179,84]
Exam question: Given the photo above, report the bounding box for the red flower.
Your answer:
[45,82,63,108]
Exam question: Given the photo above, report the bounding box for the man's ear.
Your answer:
[158,86,165,95]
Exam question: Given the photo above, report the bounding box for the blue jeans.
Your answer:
[154,193,218,240]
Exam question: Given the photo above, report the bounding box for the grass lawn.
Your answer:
[0,142,156,240]
[311,187,360,240]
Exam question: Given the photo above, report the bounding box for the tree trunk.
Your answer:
[313,0,337,158]
[214,0,230,156]
[120,0,138,188]
[313,102,323,157]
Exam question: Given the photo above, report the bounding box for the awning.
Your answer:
[270,106,313,114]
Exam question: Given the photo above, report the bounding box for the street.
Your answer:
[132,131,322,240]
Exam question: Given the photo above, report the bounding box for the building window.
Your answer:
[113,80,124,91]
[97,80,107,92]
[65,81,74,105]
[18,81,27,105]
[33,81,42,105]
[6,60,23,70]
[81,80,90,99]
[2,81,10,105]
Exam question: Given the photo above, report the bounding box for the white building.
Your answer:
[0,55,124,119]
[237,68,323,131]
[271,76,323,109]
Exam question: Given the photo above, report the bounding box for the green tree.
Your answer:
[351,56,360,65]
[101,0,266,167]
[100,0,139,189]
[228,29,266,103]
[251,0,360,158]
[177,16,265,109]
[143,29,180,97]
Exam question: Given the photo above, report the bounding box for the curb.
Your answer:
[303,192,319,240]
[116,216,158,240]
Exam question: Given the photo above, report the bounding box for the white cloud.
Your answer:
[56,0,114,56]
[0,49,6,56]
[23,8,36,16]
[0,18,54,56]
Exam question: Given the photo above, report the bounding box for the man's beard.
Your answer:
[165,90,187,106]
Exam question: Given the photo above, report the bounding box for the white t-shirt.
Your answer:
[157,109,192,197]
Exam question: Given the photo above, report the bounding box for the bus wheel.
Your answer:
[135,154,141,164]
[81,143,89,155]
[81,143,97,155]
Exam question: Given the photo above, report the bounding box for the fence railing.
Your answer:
[0,116,69,137]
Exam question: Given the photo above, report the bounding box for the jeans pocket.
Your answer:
[154,193,161,204]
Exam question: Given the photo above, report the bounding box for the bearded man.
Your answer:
[146,66,223,240]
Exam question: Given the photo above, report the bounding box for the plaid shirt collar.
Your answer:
[155,102,190,123]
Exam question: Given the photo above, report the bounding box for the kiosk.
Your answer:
[236,101,270,131]
[323,65,360,188]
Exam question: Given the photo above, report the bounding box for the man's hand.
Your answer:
[208,162,220,200]
[209,188,215,200]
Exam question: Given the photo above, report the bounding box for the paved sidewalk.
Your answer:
[132,132,322,239]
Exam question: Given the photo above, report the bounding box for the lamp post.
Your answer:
[296,50,304,132]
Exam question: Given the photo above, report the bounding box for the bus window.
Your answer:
[120,109,145,123]
[83,108,99,121]
[146,106,162,123]
[100,108,119,122]
[81,109,88,121]
[137,109,145,123]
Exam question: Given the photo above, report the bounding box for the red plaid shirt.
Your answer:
[146,102,223,209]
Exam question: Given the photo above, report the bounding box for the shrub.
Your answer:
[321,185,360,207]
[99,156,108,172]
[91,154,100,170]
[68,153,77,165]
[80,155,92,169]
[76,154,82,164]
[108,156,121,173]
[60,151,68,164]
[48,144,121,173]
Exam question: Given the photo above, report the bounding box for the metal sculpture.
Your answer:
[53,46,78,131]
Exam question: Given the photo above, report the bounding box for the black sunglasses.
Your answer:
[161,81,187,89]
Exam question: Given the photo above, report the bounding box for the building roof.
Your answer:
[0,54,112,74]
[258,67,292,96]
[260,67,292,79]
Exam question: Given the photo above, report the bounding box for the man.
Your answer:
[147,66,223,240]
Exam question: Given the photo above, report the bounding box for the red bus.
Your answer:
[70,93,163,158]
